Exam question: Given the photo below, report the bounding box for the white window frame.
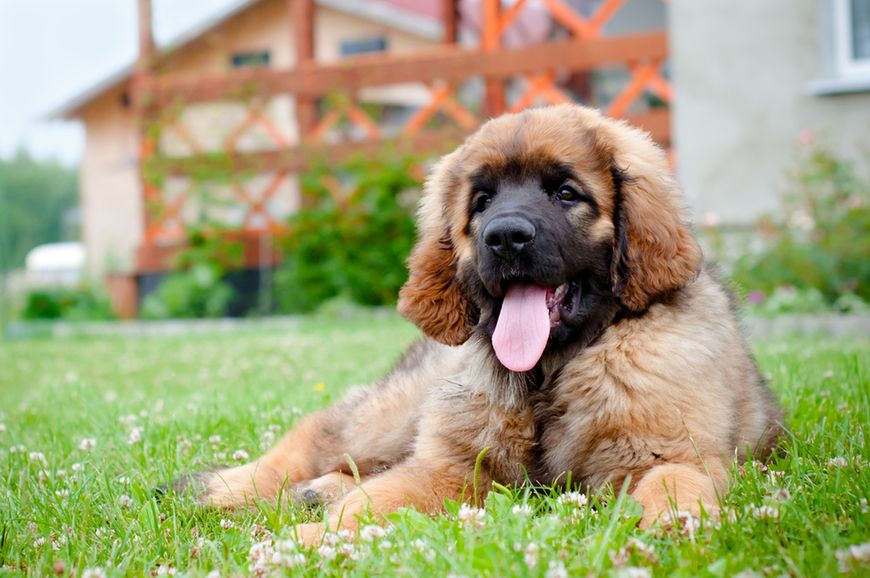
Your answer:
[833,0,870,78]
[807,0,870,94]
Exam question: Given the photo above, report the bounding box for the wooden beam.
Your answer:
[481,0,505,116]
[136,0,155,75]
[292,0,316,139]
[443,0,459,44]
[148,127,468,178]
[144,32,668,107]
[136,230,283,273]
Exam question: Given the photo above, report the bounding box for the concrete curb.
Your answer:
[4,312,869,340]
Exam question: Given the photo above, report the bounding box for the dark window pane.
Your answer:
[852,0,870,59]
[340,37,387,56]
[231,51,271,69]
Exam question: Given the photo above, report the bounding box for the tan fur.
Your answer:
[192,105,782,544]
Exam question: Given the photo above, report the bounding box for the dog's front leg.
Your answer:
[293,457,476,546]
[631,462,727,528]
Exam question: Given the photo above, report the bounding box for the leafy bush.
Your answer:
[140,228,243,319]
[732,142,870,306]
[21,287,115,321]
[273,154,421,313]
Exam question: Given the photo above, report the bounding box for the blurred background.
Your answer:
[0,0,868,327]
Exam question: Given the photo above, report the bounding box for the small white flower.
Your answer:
[660,510,700,535]
[10,444,26,454]
[232,449,249,461]
[511,503,533,516]
[29,451,47,464]
[523,542,539,569]
[56,469,66,479]
[545,560,568,578]
[836,541,870,573]
[71,462,83,472]
[128,427,143,445]
[827,456,848,468]
[317,544,337,560]
[0,423,6,433]
[119,495,134,508]
[55,489,69,498]
[209,435,222,445]
[81,568,107,578]
[618,567,651,578]
[220,518,234,529]
[33,537,46,548]
[79,438,96,451]
[457,503,486,530]
[38,469,49,483]
[206,571,221,578]
[359,524,387,542]
[557,491,588,508]
[117,476,131,485]
[747,504,779,520]
[119,414,137,427]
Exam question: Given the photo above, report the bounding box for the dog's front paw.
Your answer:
[292,522,327,547]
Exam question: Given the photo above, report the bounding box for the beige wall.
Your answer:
[77,0,438,277]
[79,87,141,276]
[671,0,870,225]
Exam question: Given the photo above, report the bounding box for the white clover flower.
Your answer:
[457,503,486,530]
[545,560,568,578]
[220,518,235,529]
[29,451,46,464]
[128,427,143,445]
[232,449,249,461]
[56,469,66,480]
[79,438,97,451]
[360,524,388,542]
[33,537,46,548]
[81,568,107,578]
[618,567,651,578]
[511,503,533,517]
[55,489,69,498]
[523,542,539,569]
[660,510,700,536]
[317,544,337,560]
[209,435,222,445]
[71,462,83,472]
[827,457,848,468]
[119,495,134,508]
[117,476,131,485]
[557,491,588,508]
[0,423,6,433]
[748,504,779,520]
[836,541,870,573]
[322,532,342,547]
[38,469,49,483]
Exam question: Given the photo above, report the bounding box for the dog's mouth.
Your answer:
[491,280,581,373]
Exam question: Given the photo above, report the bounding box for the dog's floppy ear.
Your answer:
[607,124,702,312]
[398,152,479,345]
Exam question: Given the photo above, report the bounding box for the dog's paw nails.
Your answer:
[153,472,214,503]
[292,522,327,547]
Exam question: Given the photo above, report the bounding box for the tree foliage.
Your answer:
[0,149,79,272]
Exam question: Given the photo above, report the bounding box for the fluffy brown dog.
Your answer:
[181,104,782,543]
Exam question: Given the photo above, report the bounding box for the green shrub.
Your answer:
[140,227,242,319]
[732,142,870,305]
[274,154,421,313]
[21,286,115,321]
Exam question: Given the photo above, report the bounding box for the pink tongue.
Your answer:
[492,285,550,372]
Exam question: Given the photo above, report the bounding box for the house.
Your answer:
[670,0,870,223]
[51,0,450,281]
[53,0,870,318]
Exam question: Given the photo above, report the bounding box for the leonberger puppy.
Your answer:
[179,104,782,543]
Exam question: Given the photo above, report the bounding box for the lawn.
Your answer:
[0,311,868,577]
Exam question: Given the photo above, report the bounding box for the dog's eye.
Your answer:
[555,185,581,204]
[471,191,493,215]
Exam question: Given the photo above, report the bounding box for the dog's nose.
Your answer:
[483,216,536,261]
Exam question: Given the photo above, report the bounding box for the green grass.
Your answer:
[0,311,868,577]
